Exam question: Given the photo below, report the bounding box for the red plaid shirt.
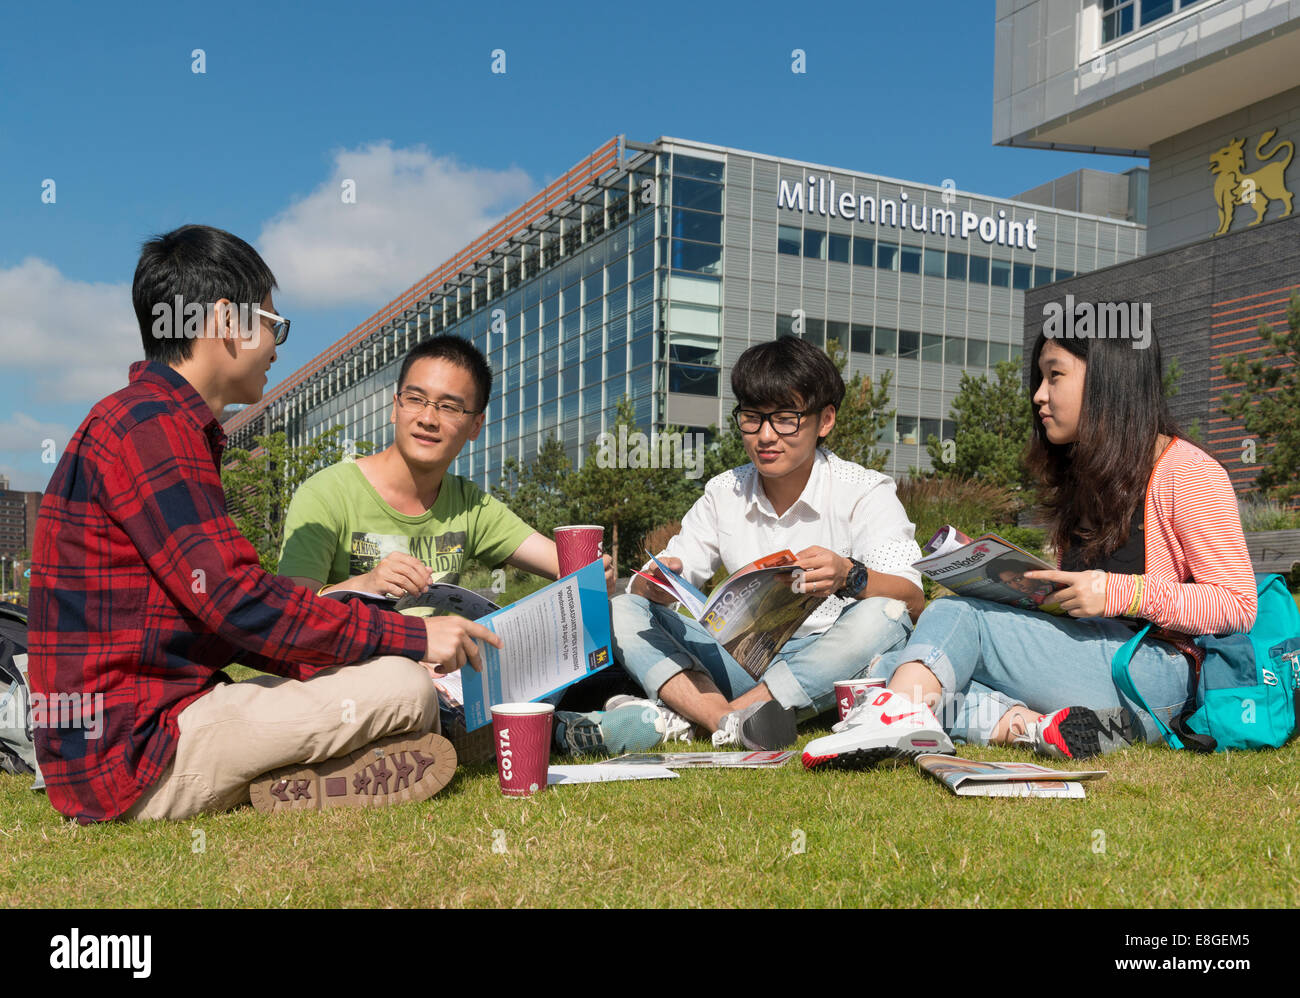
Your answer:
[30,361,428,823]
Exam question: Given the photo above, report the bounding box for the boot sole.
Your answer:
[248,732,457,814]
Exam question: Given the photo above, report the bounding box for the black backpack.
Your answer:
[0,602,41,782]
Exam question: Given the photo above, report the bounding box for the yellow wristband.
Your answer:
[1125,575,1144,617]
[316,585,331,597]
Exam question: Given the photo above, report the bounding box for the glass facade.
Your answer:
[226,138,1145,485]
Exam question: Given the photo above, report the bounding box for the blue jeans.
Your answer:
[867,596,1196,745]
[610,593,913,721]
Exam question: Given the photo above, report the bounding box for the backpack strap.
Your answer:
[1110,623,1187,751]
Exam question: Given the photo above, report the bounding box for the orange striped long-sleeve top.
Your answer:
[1098,437,1257,637]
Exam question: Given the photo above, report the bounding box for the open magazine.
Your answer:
[326,560,614,730]
[913,525,1067,614]
[604,751,795,769]
[324,583,502,708]
[915,754,1107,798]
[636,551,826,680]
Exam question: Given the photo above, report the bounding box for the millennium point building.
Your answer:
[997,0,1300,495]
[225,135,1144,486]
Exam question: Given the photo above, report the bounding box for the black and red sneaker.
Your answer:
[1018,706,1136,760]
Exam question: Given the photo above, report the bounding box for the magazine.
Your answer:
[323,581,501,620]
[324,583,501,708]
[915,754,1107,798]
[326,561,613,731]
[913,525,1067,614]
[604,751,796,769]
[635,551,826,680]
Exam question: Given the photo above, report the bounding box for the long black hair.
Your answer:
[1026,327,1183,566]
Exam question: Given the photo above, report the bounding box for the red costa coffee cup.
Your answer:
[491,702,554,798]
[554,525,604,577]
[834,678,887,721]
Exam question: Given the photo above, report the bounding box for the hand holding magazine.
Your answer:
[913,526,1067,614]
[635,550,826,680]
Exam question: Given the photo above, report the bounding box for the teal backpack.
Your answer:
[1112,573,1300,752]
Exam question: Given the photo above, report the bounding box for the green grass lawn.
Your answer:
[1,723,1295,908]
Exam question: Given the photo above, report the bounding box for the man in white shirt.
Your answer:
[605,337,926,751]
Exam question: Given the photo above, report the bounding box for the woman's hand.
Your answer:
[1022,569,1109,617]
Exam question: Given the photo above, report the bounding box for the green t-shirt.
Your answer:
[278,461,534,586]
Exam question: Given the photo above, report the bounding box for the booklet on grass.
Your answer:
[604,751,796,769]
[915,754,1107,798]
[635,550,825,680]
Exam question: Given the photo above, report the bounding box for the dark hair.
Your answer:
[1026,327,1182,566]
[731,337,845,442]
[397,335,493,412]
[983,555,1025,584]
[132,225,277,365]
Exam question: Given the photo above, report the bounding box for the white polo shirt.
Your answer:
[638,448,923,639]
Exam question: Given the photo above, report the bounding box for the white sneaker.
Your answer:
[603,695,694,744]
[802,688,954,770]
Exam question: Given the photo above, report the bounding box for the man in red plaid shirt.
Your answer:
[29,225,501,823]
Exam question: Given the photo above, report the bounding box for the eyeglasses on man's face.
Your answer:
[253,306,291,346]
[395,390,483,421]
[731,406,819,436]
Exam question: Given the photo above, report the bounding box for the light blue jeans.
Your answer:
[867,596,1196,745]
[610,593,913,721]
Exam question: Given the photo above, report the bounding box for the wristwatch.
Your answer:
[835,558,869,599]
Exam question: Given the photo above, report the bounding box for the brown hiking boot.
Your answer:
[248,731,457,814]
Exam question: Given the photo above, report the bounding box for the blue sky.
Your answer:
[0,0,1141,492]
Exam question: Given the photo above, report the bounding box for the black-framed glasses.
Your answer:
[731,406,818,436]
[254,306,291,346]
[395,391,483,420]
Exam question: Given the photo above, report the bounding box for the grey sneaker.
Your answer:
[603,694,694,743]
[553,699,671,756]
[711,700,798,750]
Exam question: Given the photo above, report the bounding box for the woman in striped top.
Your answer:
[802,325,1257,768]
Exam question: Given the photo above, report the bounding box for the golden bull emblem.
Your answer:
[1210,129,1294,236]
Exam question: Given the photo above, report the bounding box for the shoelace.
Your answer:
[711,714,741,747]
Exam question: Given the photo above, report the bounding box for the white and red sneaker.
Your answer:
[802,688,954,770]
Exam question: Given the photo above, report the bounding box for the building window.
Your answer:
[898,329,920,360]
[991,259,1011,288]
[1013,262,1032,291]
[877,244,899,271]
[828,234,850,264]
[947,251,968,281]
[850,323,872,354]
[874,327,897,357]
[853,236,874,267]
[1102,0,1202,43]
[923,248,945,278]
[778,225,802,256]
[803,230,826,260]
[668,364,720,396]
[900,246,922,275]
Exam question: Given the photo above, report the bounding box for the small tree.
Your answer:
[824,338,894,470]
[567,396,701,572]
[222,425,373,571]
[491,434,574,539]
[925,360,1034,494]
[1221,292,1300,504]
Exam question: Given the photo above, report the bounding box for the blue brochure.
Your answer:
[460,558,613,731]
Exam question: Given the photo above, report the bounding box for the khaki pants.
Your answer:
[124,656,439,821]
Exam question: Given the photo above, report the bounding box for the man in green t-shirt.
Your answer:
[280,336,674,757]
[280,337,592,597]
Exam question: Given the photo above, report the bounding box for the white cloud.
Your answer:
[0,259,141,404]
[0,412,70,456]
[257,142,537,308]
